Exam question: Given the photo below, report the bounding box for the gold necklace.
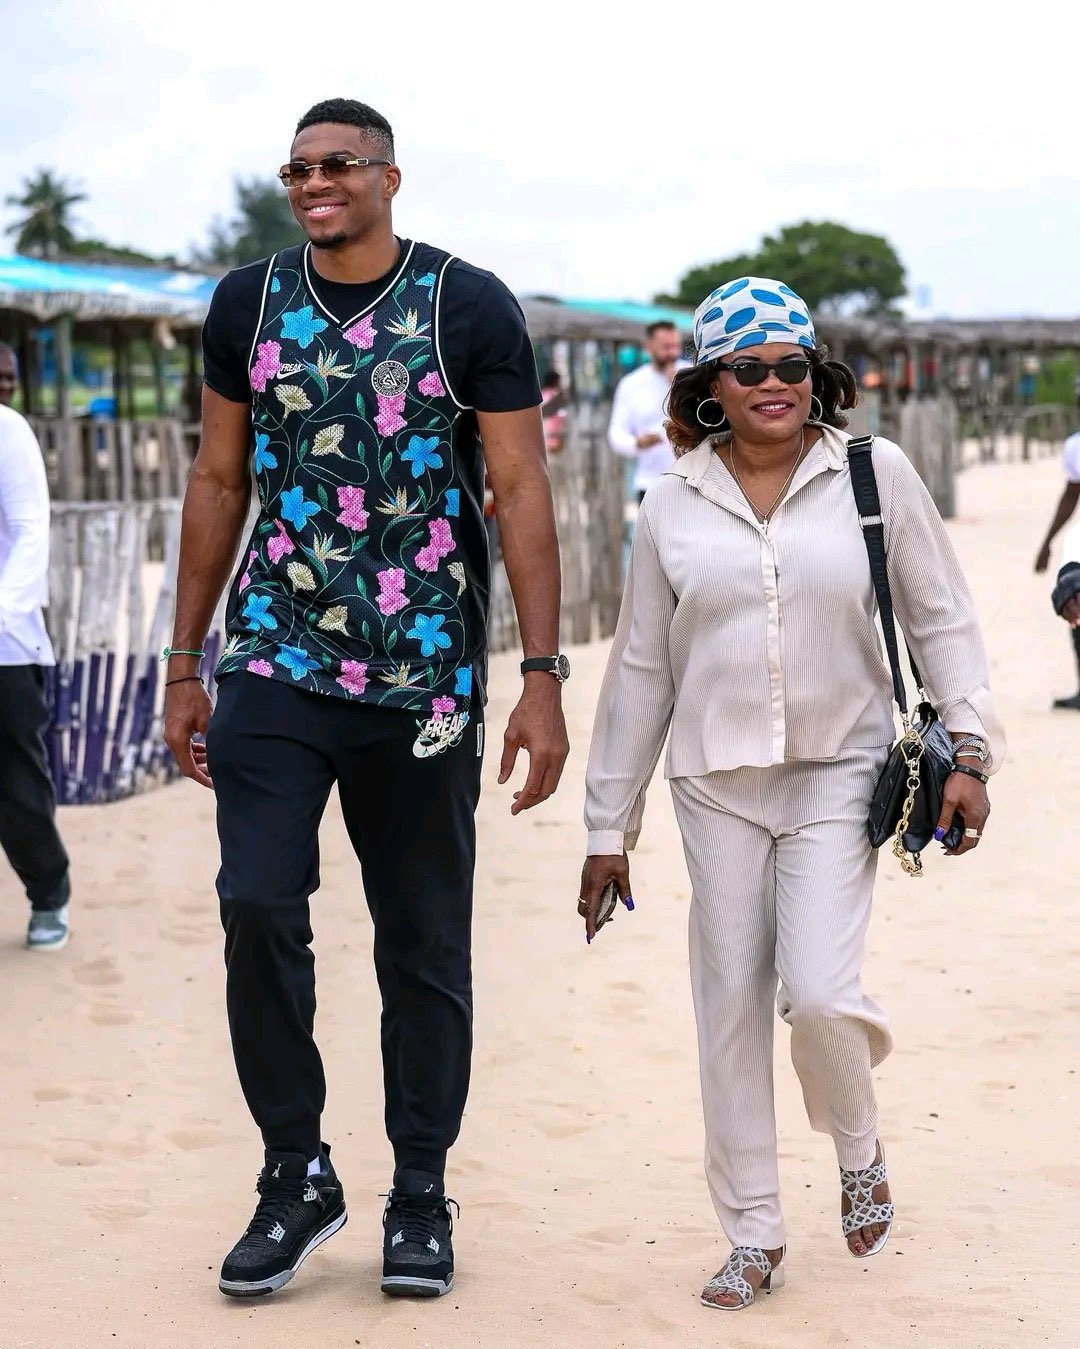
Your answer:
[727,429,807,524]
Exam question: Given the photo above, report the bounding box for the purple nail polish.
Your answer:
[586,933,592,945]
[623,894,635,911]
[933,827,946,842]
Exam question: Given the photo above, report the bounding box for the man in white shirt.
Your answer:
[607,321,688,502]
[1035,410,1080,709]
[0,344,71,949]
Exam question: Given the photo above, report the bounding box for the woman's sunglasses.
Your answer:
[716,357,812,387]
[277,154,391,189]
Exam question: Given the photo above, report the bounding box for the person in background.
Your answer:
[607,321,688,502]
[1035,402,1080,708]
[540,368,568,456]
[0,343,72,950]
[0,342,19,407]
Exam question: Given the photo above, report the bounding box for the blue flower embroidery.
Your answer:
[444,488,460,517]
[407,612,453,657]
[416,272,436,291]
[242,593,278,632]
[275,644,321,680]
[401,434,443,479]
[280,305,328,350]
[280,486,320,531]
[454,665,473,697]
[253,431,277,474]
[270,277,282,294]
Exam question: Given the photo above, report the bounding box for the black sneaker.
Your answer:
[218,1146,347,1297]
[1052,692,1080,710]
[381,1171,458,1298]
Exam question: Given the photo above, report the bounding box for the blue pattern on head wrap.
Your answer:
[693,276,816,364]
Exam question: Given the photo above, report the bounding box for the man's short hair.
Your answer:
[645,320,677,339]
[295,99,395,161]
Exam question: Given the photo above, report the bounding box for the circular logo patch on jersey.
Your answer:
[372,360,410,397]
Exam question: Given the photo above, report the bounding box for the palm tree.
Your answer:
[5,169,87,258]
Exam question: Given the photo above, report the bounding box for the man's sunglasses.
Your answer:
[716,357,812,387]
[278,154,392,188]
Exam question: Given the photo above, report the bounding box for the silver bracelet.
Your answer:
[952,735,989,763]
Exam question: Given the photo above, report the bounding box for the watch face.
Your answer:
[556,654,571,682]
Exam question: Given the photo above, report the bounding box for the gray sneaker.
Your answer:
[27,905,69,951]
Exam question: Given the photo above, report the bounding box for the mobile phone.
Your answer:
[595,880,619,932]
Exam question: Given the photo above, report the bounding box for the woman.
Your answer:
[578,277,1004,1311]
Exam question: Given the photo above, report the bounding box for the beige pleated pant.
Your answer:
[670,748,893,1250]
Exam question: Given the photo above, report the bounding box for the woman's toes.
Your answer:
[848,1231,867,1256]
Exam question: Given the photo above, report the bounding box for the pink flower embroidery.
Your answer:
[238,548,258,591]
[375,393,407,438]
[267,520,295,564]
[415,518,456,572]
[336,660,369,696]
[249,340,282,393]
[432,696,456,720]
[376,567,407,615]
[417,370,446,398]
[343,315,376,350]
[247,659,274,677]
[336,485,369,532]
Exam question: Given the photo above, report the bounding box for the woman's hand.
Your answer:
[578,853,632,942]
[935,770,990,856]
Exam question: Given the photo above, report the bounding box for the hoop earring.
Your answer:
[696,397,729,430]
[809,394,824,423]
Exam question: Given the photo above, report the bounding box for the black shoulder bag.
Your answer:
[847,436,964,875]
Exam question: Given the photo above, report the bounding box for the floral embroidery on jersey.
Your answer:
[336,486,369,532]
[343,315,376,349]
[250,341,282,393]
[415,518,455,572]
[280,305,328,350]
[217,244,479,710]
[376,567,407,615]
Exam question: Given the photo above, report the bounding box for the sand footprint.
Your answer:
[34,1086,74,1102]
[89,1006,135,1026]
[168,1127,226,1151]
[73,957,123,987]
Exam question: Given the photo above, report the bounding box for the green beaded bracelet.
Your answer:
[162,646,206,661]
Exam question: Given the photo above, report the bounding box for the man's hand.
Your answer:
[636,432,663,451]
[1035,542,1052,574]
[498,676,569,815]
[164,680,214,789]
[1063,594,1080,627]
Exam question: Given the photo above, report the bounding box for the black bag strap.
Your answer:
[847,435,923,717]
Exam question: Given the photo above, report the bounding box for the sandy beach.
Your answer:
[2,453,1077,1349]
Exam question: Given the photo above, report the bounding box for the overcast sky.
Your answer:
[2,0,1076,318]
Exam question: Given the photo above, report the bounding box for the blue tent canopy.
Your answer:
[0,253,218,324]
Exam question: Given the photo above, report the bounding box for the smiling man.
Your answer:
[164,98,569,1301]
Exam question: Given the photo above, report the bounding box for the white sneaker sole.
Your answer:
[381,1272,453,1298]
[218,1208,347,1297]
[27,930,69,951]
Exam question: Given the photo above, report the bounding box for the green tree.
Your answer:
[192,177,302,269]
[661,221,906,317]
[5,168,87,258]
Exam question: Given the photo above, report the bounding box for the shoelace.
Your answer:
[244,1174,313,1239]
[381,1192,459,1247]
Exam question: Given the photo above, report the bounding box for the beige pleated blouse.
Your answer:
[584,426,1005,856]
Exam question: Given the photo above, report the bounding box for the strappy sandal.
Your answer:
[840,1147,894,1257]
[700,1245,786,1310]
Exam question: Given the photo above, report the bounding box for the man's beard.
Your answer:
[310,230,350,250]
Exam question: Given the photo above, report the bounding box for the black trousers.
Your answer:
[0,665,70,910]
[1072,625,1080,683]
[205,674,483,1177]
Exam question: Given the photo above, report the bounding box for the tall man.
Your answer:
[1035,402,1080,708]
[607,320,687,502]
[0,342,72,949]
[164,99,569,1301]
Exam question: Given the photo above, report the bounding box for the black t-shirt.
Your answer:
[202,238,541,412]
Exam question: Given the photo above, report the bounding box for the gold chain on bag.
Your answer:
[892,719,925,877]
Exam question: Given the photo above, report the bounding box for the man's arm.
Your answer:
[0,415,50,630]
[163,387,252,786]
[479,405,569,814]
[1035,481,1080,573]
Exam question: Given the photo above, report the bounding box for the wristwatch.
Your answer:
[520,655,571,683]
